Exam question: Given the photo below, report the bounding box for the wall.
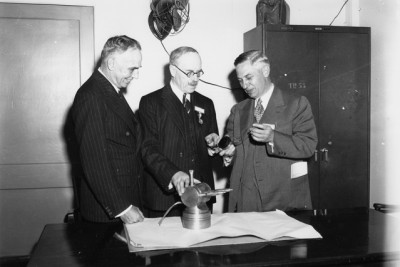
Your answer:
[358,0,400,207]
[0,0,399,257]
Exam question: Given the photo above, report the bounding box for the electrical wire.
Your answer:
[159,40,235,90]
[160,40,170,56]
[329,0,349,26]
[199,78,233,90]
[158,201,182,226]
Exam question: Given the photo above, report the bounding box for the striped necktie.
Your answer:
[183,93,191,114]
[254,98,264,123]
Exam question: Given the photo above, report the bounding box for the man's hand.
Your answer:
[171,171,190,195]
[205,133,221,156]
[249,123,274,143]
[120,206,144,224]
[219,143,236,167]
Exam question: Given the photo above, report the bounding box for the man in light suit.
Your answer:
[216,50,318,212]
[139,46,219,218]
[72,35,144,223]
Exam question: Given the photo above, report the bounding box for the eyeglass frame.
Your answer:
[172,64,204,79]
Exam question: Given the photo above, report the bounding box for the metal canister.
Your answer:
[182,203,211,230]
[181,183,212,229]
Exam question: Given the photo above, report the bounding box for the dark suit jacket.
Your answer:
[138,84,218,212]
[72,70,143,222]
[226,87,318,212]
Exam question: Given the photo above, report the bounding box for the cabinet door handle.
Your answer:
[314,150,318,162]
[320,148,329,162]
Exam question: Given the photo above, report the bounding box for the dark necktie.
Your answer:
[183,93,191,114]
[254,98,264,123]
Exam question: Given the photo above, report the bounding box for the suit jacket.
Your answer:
[138,84,218,211]
[72,70,143,222]
[226,87,318,212]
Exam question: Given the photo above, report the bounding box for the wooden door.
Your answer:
[0,3,93,257]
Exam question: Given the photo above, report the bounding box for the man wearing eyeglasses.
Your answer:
[138,46,219,218]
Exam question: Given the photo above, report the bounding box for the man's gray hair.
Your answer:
[234,50,269,67]
[100,35,141,64]
[170,46,199,65]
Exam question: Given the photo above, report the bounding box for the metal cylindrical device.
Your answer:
[181,183,212,229]
[181,183,211,208]
[157,180,231,228]
[182,203,211,230]
[179,181,232,230]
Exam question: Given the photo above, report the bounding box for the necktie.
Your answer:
[254,98,264,123]
[183,93,191,114]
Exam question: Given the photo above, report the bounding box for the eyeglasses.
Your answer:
[173,64,204,79]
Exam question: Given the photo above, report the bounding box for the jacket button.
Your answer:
[126,131,130,136]
[179,152,183,157]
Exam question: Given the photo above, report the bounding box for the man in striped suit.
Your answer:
[139,46,219,218]
[72,36,144,224]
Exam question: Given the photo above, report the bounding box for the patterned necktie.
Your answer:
[254,98,264,123]
[183,93,191,114]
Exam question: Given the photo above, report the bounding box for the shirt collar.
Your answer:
[255,83,274,110]
[170,81,190,103]
[98,68,120,94]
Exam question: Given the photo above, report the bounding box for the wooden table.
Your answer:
[27,208,400,266]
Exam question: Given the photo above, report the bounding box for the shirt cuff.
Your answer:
[115,205,132,218]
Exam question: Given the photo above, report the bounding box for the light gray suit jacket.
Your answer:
[226,87,318,212]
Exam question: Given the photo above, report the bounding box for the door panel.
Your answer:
[0,18,79,164]
[0,188,74,256]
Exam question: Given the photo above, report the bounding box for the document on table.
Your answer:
[124,210,322,252]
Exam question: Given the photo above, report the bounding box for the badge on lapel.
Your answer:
[194,106,205,124]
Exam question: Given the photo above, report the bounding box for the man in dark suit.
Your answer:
[217,50,318,212]
[72,35,144,223]
[139,46,219,218]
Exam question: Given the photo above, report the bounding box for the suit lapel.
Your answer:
[261,87,285,125]
[240,99,255,140]
[95,71,138,136]
[239,99,255,160]
[161,85,185,136]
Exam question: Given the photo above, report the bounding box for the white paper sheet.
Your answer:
[124,210,322,252]
[291,161,308,179]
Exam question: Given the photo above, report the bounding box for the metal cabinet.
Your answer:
[244,24,370,209]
